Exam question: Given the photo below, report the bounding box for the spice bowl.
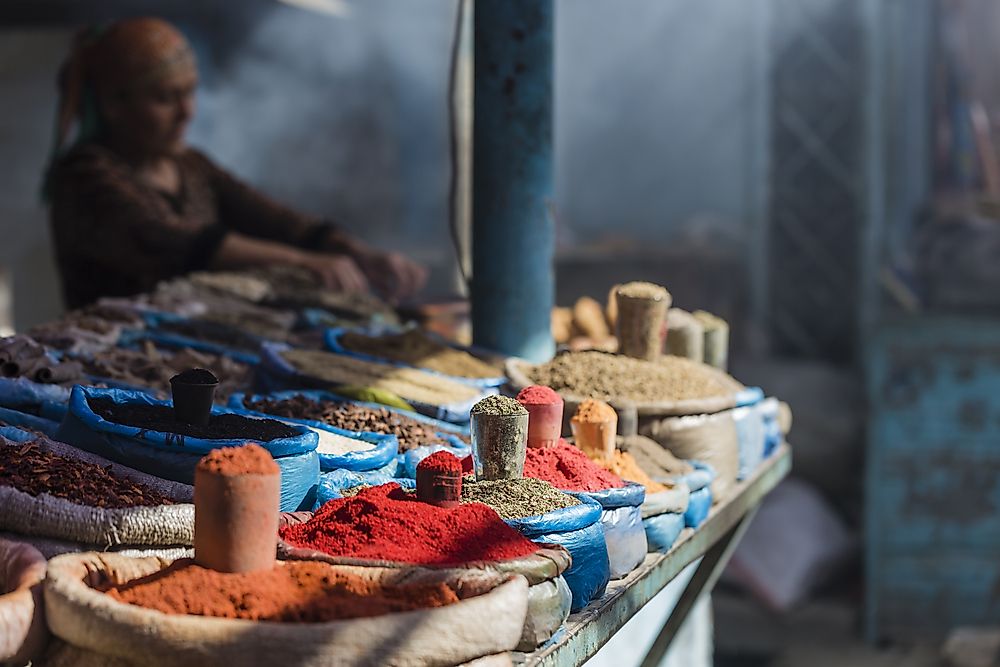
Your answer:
[524,401,563,449]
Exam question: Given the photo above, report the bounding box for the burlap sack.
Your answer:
[639,410,740,502]
[45,553,529,667]
[0,532,191,561]
[518,576,571,651]
[505,358,740,418]
[0,435,194,548]
[0,538,47,665]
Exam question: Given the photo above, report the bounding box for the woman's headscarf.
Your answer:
[43,17,195,198]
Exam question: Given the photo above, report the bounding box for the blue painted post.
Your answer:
[471,0,555,363]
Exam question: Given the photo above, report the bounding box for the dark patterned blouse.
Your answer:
[49,142,332,308]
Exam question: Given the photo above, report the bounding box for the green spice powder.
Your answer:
[462,477,580,519]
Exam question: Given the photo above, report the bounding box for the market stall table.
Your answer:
[514,443,791,667]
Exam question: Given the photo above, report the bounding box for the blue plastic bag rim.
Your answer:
[502,492,603,537]
[69,385,318,456]
[575,480,646,509]
[324,326,506,389]
[236,404,398,471]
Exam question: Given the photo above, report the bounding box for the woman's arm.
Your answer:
[209,232,369,293]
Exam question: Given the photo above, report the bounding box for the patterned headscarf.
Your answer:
[52,17,196,155]
[43,18,196,200]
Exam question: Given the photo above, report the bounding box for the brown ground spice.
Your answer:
[105,559,461,621]
[620,435,693,478]
[197,444,279,476]
[242,395,467,451]
[0,439,174,508]
[281,349,480,406]
[591,450,667,493]
[525,351,744,404]
[340,329,500,379]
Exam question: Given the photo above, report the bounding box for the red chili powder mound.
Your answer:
[105,559,460,621]
[523,440,624,492]
[418,450,462,475]
[197,444,279,476]
[516,385,562,406]
[280,483,539,566]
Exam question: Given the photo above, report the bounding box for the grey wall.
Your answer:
[0,1,770,330]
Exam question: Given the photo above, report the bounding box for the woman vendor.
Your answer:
[46,17,427,309]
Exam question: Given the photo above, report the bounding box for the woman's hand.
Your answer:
[297,252,369,293]
[355,249,428,304]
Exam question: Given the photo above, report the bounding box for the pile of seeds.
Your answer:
[525,351,743,404]
[340,329,501,379]
[471,395,527,417]
[462,477,580,520]
[281,349,480,406]
[0,439,173,508]
[243,395,468,451]
[156,318,263,353]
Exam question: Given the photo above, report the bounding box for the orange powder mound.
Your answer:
[593,450,668,493]
[572,399,617,424]
[197,444,279,476]
[105,559,460,622]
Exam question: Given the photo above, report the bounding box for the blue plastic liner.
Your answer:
[683,486,713,529]
[118,328,260,365]
[0,424,35,442]
[235,404,398,473]
[324,326,506,389]
[734,402,766,481]
[0,406,62,438]
[312,472,416,509]
[644,512,685,552]
[674,460,716,494]
[522,494,610,612]
[0,376,71,408]
[735,386,765,407]
[399,443,472,479]
[56,386,320,511]
[65,386,317,456]
[258,342,489,424]
[576,482,647,579]
[760,398,782,458]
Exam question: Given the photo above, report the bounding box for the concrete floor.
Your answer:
[714,589,945,667]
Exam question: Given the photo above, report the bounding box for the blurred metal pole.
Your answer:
[471,0,555,362]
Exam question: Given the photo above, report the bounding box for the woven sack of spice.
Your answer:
[505,354,753,419]
[0,538,47,665]
[56,386,320,512]
[44,552,529,667]
[260,342,490,424]
[324,326,507,389]
[0,433,194,549]
[638,407,739,501]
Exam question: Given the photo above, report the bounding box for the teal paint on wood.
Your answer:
[866,317,1000,642]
